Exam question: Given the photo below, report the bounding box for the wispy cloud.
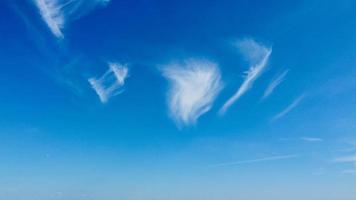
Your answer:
[33,0,111,38]
[271,94,305,121]
[34,0,64,38]
[279,137,323,143]
[89,62,128,103]
[342,169,356,174]
[313,167,326,176]
[210,154,300,167]
[162,59,223,126]
[262,69,289,99]
[220,38,272,114]
[333,155,356,163]
[300,137,323,142]
[337,147,356,153]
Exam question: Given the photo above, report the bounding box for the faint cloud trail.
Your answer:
[271,94,305,121]
[300,137,323,142]
[342,169,356,174]
[262,69,289,99]
[210,154,300,167]
[333,155,356,163]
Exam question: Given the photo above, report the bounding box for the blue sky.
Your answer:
[1,0,356,199]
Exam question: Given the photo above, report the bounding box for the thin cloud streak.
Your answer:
[220,38,272,114]
[300,137,323,142]
[33,0,111,38]
[162,59,223,126]
[333,155,356,163]
[342,169,356,174]
[89,62,128,103]
[262,69,289,99]
[210,154,300,167]
[271,94,305,121]
[337,147,356,153]
[279,137,323,142]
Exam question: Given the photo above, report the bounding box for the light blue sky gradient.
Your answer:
[1,0,356,199]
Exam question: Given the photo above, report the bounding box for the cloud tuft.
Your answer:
[33,0,111,38]
[162,59,223,126]
[34,0,65,38]
[89,62,128,103]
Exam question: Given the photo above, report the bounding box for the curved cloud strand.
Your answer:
[33,0,111,38]
[271,94,305,122]
[163,59,223,126]
[220,39,272,114]
[89,63,129,103]
[263,69,289,99]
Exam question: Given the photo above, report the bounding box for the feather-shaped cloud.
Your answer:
[220,38,272,114]
[33,0,111,38]
[162,59,223,126]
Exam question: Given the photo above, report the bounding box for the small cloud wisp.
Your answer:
[262,69,289,99]
[300,137,323,142]
[333,155,356,163]
[342,169,356,174]
[89,62,128,103]
[271,94,305,121]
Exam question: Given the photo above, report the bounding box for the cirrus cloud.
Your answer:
[271,94,305,122]
[220,38,272,114]
[162,59,223,126]
[262,69,289,99]
[89,62,129,103]
[33,0,111,38]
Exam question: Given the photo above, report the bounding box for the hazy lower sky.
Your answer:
[1,0,356,199]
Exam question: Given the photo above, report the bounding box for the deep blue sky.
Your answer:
[1,0,356,199]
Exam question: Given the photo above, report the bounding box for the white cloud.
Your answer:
[162,59,223,126]
[337,147,356,153]
[34,0,64,38]
[210,154,299,167]
[220,38,272,114]
[262,69,289,99]
[333,155,356,163]
[89,62,128,103]
[33,0,111,38]
[342,169,356,174]
[271,94,305,121]
[279,137,323,143]
[300,137,323,142]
